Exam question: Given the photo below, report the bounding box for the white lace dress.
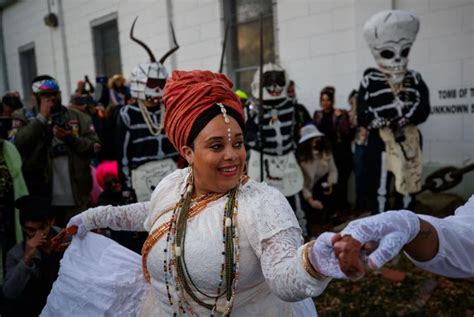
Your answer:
[66,169,330,316]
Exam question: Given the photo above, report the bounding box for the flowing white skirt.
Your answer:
[41,233,147,317]
[41,233,317,317]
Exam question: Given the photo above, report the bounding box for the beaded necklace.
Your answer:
[141,192,226,283]
[137,99,165,136]
[163,172,241,316]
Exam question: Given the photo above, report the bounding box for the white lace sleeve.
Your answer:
[260,227,331,302]
[82,202,150,232]
[239,181,330,302]
[406,196,474,277]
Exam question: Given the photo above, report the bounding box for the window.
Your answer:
[224,0,276,94]
[92,15,122,77]
[19,43,37,99]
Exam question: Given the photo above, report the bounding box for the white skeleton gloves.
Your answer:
[338,210,421,269]
[369,117,389,129]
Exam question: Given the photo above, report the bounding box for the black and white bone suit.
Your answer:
[357,10,430,213]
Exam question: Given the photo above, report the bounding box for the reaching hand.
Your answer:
[308,232,350,279]
[66,214,88,239]
[336,210,420,270]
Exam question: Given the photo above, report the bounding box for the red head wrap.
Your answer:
[163,70,244,155]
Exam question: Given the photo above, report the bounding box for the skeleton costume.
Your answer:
[245,63,308,235]
[117,18,180,202]
[356,10,430,213]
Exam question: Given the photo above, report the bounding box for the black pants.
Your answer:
[353,144,369,211]
[366,132,414,214]
[333,151,353,211]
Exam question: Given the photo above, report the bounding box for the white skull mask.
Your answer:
[251,63,289,101]
[363,10,420,84]
[130,62,168,104]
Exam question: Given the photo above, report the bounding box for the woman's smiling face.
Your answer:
[181,115,246,197]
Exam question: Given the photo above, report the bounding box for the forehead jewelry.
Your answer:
[217,103,232,142]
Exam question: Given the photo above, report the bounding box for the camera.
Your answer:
[73,95,95,106]
[51,110,68,129]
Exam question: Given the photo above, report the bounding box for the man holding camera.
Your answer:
[12,75,100,226]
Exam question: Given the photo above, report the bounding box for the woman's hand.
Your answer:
[332,234,378,278]
[335,210,420,270]
[308,232,351,279]
[66,213,89,239]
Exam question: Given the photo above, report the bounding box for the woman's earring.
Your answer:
[187,165,194,193]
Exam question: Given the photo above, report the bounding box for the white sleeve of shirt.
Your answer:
[405,195,474,278]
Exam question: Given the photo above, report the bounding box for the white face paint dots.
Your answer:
[363,10,420,84]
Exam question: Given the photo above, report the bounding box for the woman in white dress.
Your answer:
[65,70,346,316]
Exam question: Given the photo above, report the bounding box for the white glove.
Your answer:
[338,210,420,269]
[66,213,89,239]
[369,117,388,129]
[308,232,349,279]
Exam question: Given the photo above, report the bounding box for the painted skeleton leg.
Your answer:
[403,194,412,208]
[293,193,308,237]
[377,151,389,213]
[285,193,308,237]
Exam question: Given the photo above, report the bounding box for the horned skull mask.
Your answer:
[129,17,179,104]
[130,62,168,104]
[363,10,420,84]
[251,63,289,101]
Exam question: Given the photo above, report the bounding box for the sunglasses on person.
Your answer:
[39,92,59,98]
[262,71,286,87]
[146,78,167,89]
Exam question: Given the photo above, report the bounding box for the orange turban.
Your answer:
[163,70,244,155]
